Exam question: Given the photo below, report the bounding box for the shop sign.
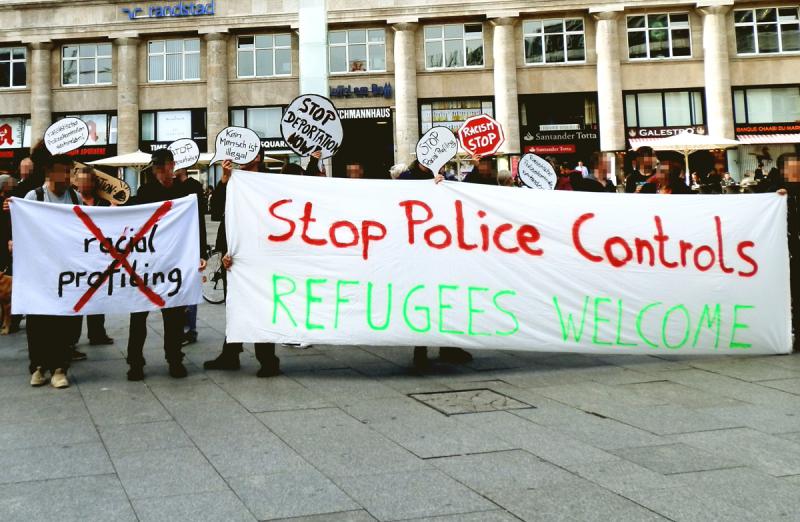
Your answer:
[122,0,215,20]
[627,126,706,139]
[66,147,109,157]
[261,138,289,151]
[337,107,391,120]
[523,129,598,143]
[330,83,393,99]
[525,145,576,155]
[735,123,800,135]
[0,118,25,149]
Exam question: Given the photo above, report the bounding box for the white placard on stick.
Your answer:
[281,94,343,159]
[415,127,458,175]
[209,127,261,166]
[44,118,89,155]
[518,153,557,190]
[168,138,201,170]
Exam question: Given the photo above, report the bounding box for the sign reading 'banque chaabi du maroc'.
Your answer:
[224,172,792,355]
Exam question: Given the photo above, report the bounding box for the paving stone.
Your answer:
[99,420,193,457]
[0,474,135,522]
[688,359,800,382]
[211,374,332,413]
[132,490,257,522]
[611,443,742,475]
[567,459,679,493]
[699,404,800,434]
[759,377,800,395]
[228,469,359,520]
[270,511,377,522]
[673,427,800,477]
[592,404,741,435]
[619,486,762,522]
[410,388,532,415]
[112,446,228,499]
[487,480,668,522]
[81,385,173,426]
[0,417,99,451]
[292,369,404,405]
[0,392,91,424]
[194,430,311,479]
[403,512,520,522]
[333,470,494,521]
[619,380,744,408]
[0,442,114,484]
[429,449,581,494]
[534,381,668,411]
[657,369,800,408]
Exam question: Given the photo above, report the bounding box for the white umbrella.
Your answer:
[630,131,741,173]
[87,150,153,167]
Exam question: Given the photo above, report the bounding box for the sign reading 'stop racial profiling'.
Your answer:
[224,172,792,355]
[280,94,343,160]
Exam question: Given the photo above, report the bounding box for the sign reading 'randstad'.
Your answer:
[122,1,215,20]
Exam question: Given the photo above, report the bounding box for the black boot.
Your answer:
[413,346,430,371]
[169,361,188,378]
[127,365,144,381]
[439,347,473,364]
[255,343,280,378]
[203,343,241,370]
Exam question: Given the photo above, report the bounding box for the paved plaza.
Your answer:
[1,301,800,521]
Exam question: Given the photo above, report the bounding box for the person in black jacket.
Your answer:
[626,146,657,193]
[176,167,208,345]
[776,154,800,352]
[125,149,207,381]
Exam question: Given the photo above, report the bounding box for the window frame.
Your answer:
[732,86,800,124]
[626,12,693,60]
[229,106,285,138]
[147,38,201,83]
[522,18,587,65]
[61,43,113,87]
[327,28,386,74]
[424,23,485,70]
[0,46,27,89]
[624,89,706,128]
[733,7,800,56]
[236,34,292,79]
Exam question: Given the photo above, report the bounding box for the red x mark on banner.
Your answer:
[71,201,173,313]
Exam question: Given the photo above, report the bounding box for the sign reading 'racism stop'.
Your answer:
[458,114,504,157]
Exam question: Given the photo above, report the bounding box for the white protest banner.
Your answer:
[416,127,458,175]
[224,172,791,355]
[44,118,89,155]
[209,127,261,166]
[10,195,201,315]
[168,138,201,170]
[518,153,557,190]
[281,94,343,159]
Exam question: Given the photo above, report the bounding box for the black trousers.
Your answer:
[222,339,277,366]
[127,306,186,367]
[68,315,108,346]
[27,315,80,373]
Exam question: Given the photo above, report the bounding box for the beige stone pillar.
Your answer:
[593,10,625,152]
[699,4,734,139]
[393,23,419,164]
[115,37,139,154]
[206,32,229,152]
[492,18,521,154]
[29,42,52,145]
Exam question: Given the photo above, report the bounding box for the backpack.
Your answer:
[35,186,79,204]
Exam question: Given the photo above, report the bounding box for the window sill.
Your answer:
[625,56,696,63]
[421,66,486,72]
[234,74,294,80]
[329,71,389,76]
[733,52,800,59]
[522,61,589,68]
[56,84,115,90]
[0,86,29,91]
[143,80,205,85]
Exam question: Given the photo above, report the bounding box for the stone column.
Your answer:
[593,11,625,152]
[492,18,521,154]
[699,4,734,138]
[29,42,52,145]
[206,32,229,152]
[115,37,140,155]
[393,23,419,164]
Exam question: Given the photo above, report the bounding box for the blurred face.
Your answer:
[243,154,262,172]
[478,160,493,176]
[19,158,33,180]
[594,157,612,180]
[174,168,188,180]
[1,177,17,196]
[782,157,800,183]
[154,160,175,187]
[346,164,364,178]
[74,172,95,195]
[46,162,72,196]
[638,153,658,172]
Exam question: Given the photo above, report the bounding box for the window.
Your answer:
[627,13,691,59]
[523,18,585,64]
[420,99,494,133]
[148,39,200,82]
[140,109,206,145]
[237,34,291,78]
[328,29,385,73]
[58,113,115,144]
[62,43,112,86]
[733,87,800,123]
[625,91,704,127]
[230,107,283,137]
[734,7,800,55]
[424,24,484,69]
[0,47,26,88]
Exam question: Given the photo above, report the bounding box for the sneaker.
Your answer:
[88,336,114,346]
[169,362,188,379]
[203,352,240,371]
[439,347,473,364]
[30,367,47,387]
[181,331,198,347]
[127,366,144,381]
[71,349,87,361]
[50,369,69,389]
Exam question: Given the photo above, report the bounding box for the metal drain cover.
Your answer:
[410,388,534,415]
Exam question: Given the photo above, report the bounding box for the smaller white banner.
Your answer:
[10,195,201,315]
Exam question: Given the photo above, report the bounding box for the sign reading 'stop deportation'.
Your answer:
[281,94,343,160]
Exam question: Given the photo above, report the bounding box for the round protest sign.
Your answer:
[281,94,343,160]
[416,127,458,175]
[168,138,201,170]
[209,127,261,166]
[44,118,89,155]
[93,170,131,205]
[518,153,557,190]
[458,114,504,158]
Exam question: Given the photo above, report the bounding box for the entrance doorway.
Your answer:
[333,110,394,179]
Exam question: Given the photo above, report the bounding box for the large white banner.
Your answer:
[226,171,792,354]
[11,195,201,315]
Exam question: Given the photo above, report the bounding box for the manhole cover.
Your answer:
[409,388,534,415]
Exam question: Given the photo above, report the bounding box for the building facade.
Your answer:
[1,0,799,181]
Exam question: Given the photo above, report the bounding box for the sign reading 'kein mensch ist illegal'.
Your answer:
[122,0,215,20]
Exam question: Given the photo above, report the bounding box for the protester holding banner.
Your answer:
[626,147,657,193]
[462,156,497,185]
[0,174,16,273]
[176,167,207,346]
[125,149,207,381]
[589,152,617,193]
[20,153,81,388]
[776,153,800,351]
[204,154,281,377]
